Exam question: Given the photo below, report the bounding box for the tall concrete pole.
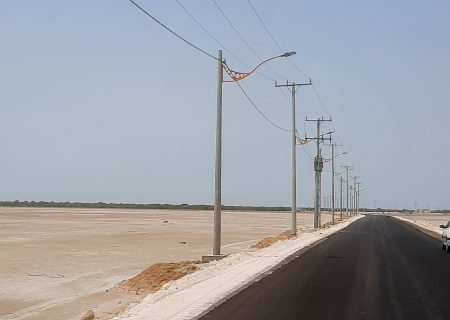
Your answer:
[353,176,358,216]
[346,168,349,217]
[356,182,360,215]
[305,117,330,228]
[341,165,353,217]
[276,80,311,235]
[349,185,353,216]
[213,50,223,256]
[314,120,321,228]
[340,176,343,220]
[331,144,335,224]
[291,83,297,236]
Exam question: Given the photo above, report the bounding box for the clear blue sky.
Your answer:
[1,0,449,209]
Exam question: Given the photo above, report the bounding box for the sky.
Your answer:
[1,0,449,209]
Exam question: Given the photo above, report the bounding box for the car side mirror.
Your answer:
[440,225,446,229]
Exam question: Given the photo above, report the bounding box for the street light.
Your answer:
[341,165,354,218]
[350,175,359,216]
[204,50,296,262]
[359,188,367,213]
[222,51,296,83]
[330,148,347,224]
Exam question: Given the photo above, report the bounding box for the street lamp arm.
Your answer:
[223,51,296,82]
[324,151,348,162]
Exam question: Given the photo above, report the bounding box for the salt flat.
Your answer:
[0,207,333,320]
[391,212,450,235]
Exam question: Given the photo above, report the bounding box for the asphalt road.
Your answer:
[201,215,450,320]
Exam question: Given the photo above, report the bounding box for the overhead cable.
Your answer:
[128,0,218,61]
[174,0,276,82]
[232,78,291,132]
[211,0,287,81]
[246,0,310,80]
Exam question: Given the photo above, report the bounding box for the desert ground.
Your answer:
[392,212,450,226]
[0,207,335,320]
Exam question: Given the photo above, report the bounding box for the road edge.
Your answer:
[195,215,364,319]
[391,215,441,240]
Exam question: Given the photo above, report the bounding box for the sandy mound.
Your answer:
[121,261,201,294]
[252,230,293,249]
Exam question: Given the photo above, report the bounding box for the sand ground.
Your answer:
[0,207,333,320]
[392,212,450,227]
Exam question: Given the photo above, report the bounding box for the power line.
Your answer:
[247,0,346,151]
[174,0,276,82]
[246,0,310,80]
[247,0,333,149]
[278,87,309,120]
[296,91,321,118]
[211,0,287,81]
[127,0,218,61]
[231,78,290,132]
[312,84,332,118]
[310,83,344,145]
[302,120,317,159]
[287,58,310,80]
[246,1,327,123]
[247,0,284,52]
[212,0,262,61]
[130,0,347,156]
[301,144,315,161]
[246,0,345,147]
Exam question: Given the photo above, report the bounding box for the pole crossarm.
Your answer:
[301,117,333,228]
[275,79,312,90]
[303,117,332,143]
[273,79,312,236]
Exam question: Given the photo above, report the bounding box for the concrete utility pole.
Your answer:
[206,50,297,261]
[331,145,335,223]
[350,186,354,216]
[359,187,366,213]
[340,176,343,220]
[348,186,352,216]
[328,143,344,224]
[213,50,224,257]
[275,80,311,236]
[356,182,361,214]
[304,117,332,228]
[341,165,354,218]
[352,176,359,216]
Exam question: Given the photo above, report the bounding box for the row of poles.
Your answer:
[205,50,363,261]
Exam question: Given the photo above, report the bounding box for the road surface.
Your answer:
[201,215,450,320]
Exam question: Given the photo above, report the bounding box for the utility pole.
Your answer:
[353,176,358,216]
[329,143,343,224]
[340,176,343,220]
[349,184,355,217]
[331,144,335,223]
[349,185,352,216]
[356,182,361,214]
[213,50,224,257]
[304,117,332,228]
[341,165,354,218]
[275,80,311,236]
[205,50,297,261]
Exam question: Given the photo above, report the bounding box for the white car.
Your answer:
[440,220,450,252]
